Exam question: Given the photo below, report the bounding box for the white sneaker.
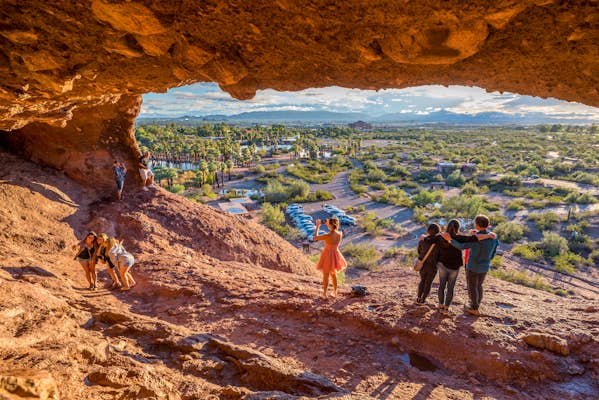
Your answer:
[142,186,148,191]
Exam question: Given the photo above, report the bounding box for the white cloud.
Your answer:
[140,83,599,121]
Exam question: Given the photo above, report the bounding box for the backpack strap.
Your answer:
[421,243,436,264]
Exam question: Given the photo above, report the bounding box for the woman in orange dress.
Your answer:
[313,217,347,299]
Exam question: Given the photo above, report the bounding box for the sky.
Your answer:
[141,83,599,121]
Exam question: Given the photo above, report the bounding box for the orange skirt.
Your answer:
[316,246,347,274]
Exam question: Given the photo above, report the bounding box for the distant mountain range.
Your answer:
[137,110,598,126]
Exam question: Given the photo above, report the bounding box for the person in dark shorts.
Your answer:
[72,231,98,290]
[112,160,127,200]
[107,237,137,291]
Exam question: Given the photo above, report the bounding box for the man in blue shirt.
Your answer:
[442,215,499,316]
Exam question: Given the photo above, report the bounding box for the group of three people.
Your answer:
[73,231,137,291]
[417,215,499,316]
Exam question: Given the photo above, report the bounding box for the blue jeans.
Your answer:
[437,262,459,307]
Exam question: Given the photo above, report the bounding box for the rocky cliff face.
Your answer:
[1,95,142,193]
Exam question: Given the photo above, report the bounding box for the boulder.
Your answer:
[522,332,569,356]
[0,369,59,400]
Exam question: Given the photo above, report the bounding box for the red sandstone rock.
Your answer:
[0,1,598,132]
[0,149,597,399]
[0,369,59,400]
[522,332,570,356]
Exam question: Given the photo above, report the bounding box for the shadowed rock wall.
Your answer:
[1,95,142,193]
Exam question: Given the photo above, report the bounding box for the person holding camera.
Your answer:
[313,218,347,299]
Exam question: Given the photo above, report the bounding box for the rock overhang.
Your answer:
[0,0,597,130]
[0,0,597,189]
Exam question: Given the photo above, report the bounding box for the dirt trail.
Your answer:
[1,149,598,399]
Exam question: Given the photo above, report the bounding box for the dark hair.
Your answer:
[446,219,460,236]
[474,215,490,229]
[427,223,440,236]
[328,218,340,231]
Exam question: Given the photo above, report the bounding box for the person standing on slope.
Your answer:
[313,218,347,299]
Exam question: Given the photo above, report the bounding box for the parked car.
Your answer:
[324,204,341,213]
[339,215,356,226]
[288,210,305,218]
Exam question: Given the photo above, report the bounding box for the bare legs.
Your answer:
[107,267,121,288]
[89,261,97,289]
[321,271,338,299]
[118,266,136,290]
[79,260,94,290]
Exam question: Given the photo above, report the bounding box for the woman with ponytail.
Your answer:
[313,217,347,299]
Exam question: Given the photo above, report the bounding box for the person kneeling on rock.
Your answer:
[106,237,137,291]
[94,233,122,289]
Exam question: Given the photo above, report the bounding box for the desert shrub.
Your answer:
[489,212,508,225]
[461,181,479,194]
[554,252,587,273]
[565,192,597,204]
[494,222,527,243]
[490,269,553,292]
[491,255,503,267]
[359,213,395,236]
[512,244,542,261]
[568,233,593,254]
[499,175,522,187]
[412,190,443,207]
[201,184,217,199]
[347,205,366,213]
[506,200,525,211]
[528,212,560,231]
[538,231,569,257]
[264,180,289,203]
[253,164,266,174]
[261,202,285,227]
[167,184,185,194]
[342,243,381,270]
[441,195,488,218]
[368,181,387,190]
[379,187,413,207]
[445,170,466,187]
[383,247,404,259]
[589,249,599,266]
[367,168,388,182]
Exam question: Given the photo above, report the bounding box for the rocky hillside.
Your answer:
[1,148,597,399]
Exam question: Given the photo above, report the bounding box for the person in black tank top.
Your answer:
[72,231,98,291]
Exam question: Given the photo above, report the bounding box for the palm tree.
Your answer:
[225,159,234,181]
